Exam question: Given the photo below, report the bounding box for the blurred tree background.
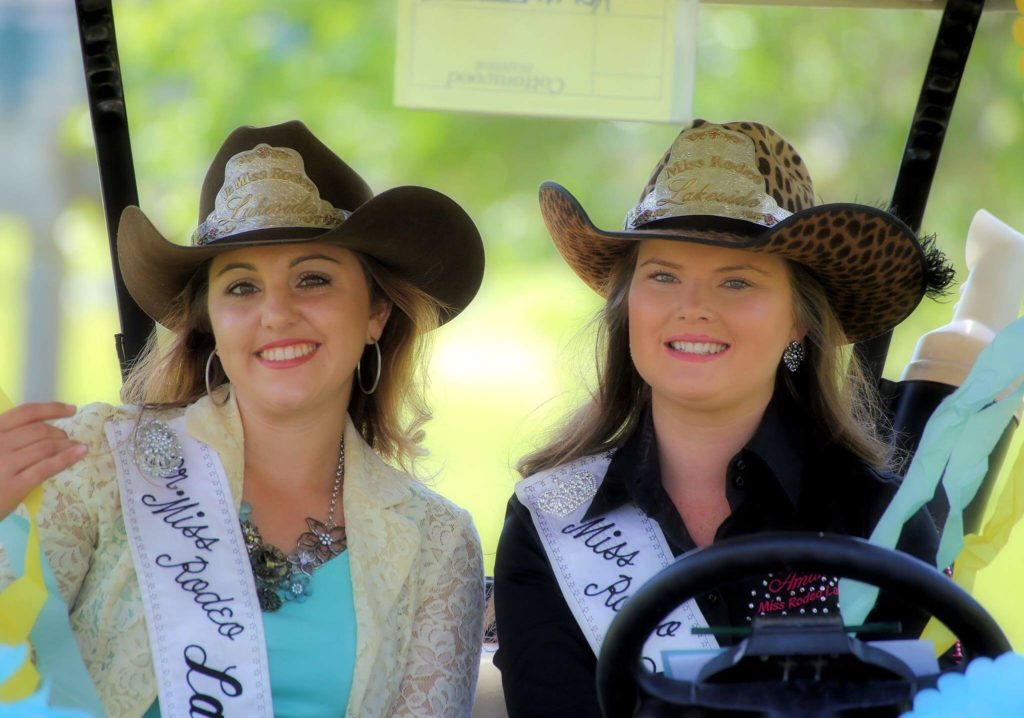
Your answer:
[1,0,1022,645]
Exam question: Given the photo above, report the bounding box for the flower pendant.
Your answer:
[296,518,348,565]
[240,502,347,613]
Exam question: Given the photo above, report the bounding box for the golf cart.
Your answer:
[69,1,1022,717]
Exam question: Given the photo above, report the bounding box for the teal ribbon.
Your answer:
[0,644,91,717]
[0,515,104,717]
[840,316,1024,626]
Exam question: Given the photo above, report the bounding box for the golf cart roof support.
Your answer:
[854,0,986,386]
[75,0,153,382]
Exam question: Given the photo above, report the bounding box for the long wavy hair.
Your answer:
[517,245,892,477]
[121,252,443,471]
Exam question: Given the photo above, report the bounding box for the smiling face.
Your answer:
[207,242,390,417]
[627,239,801,418]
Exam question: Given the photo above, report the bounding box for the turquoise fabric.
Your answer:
[902,653,1024,717]
[841,316,1024,624]
[0,645,93,718]
[0,514,105,717]
[144,553,357,718]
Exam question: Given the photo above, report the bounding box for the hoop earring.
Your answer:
[205,349,230,406]
[357,341,382,395]
[782,341,805,373]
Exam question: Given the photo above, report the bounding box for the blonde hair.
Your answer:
[121,253,443,472]
[517,246,890,477]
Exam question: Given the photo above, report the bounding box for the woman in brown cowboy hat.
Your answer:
[0,121,485,717]
[492,120,954,717]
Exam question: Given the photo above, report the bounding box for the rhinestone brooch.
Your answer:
[536,470,599,518]
[133,420,184,479]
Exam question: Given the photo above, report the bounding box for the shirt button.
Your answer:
[735,458,746,471]
[733,474,745,488]
[706,592,719,604]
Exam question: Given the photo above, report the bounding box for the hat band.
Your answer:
[191,203,351,246]
[624,188,792,231]
[191,142,354,246]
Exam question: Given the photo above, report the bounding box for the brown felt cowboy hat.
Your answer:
[539,119,953,343]
[117,120,484,326]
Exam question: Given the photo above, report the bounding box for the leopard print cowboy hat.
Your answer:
[539,119,953,343]
[117,120,484,327]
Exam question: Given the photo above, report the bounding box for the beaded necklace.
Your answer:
[240,438,347,612]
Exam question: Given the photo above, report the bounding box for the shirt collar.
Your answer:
[584,394,809,520]
[744,393,807,508]
[583,415,655,520]
[184,385,245,502]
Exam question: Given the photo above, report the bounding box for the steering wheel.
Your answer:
[596,532,1011,718]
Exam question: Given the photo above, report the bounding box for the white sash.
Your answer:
[516,455,718,672]
[106,417,272,718]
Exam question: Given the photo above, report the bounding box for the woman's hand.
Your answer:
[0,402,87,521]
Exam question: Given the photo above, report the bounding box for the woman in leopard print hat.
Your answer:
[493,120,954,717]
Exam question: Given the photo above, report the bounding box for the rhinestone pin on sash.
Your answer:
[133,420,184,479]
[240,437,347,612]
[536,470,599,518]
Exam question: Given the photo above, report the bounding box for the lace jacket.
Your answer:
[0,390,485,717]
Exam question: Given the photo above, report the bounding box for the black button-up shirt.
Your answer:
[493,399,938,718]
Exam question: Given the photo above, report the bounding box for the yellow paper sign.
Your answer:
[394,0,697,122]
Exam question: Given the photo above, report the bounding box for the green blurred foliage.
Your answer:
[2,0,1023,641]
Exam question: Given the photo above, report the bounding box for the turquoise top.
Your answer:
[144,552,357,717]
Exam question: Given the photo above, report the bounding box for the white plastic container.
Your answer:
[901,210,1024,392]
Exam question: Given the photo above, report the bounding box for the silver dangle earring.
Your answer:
[782,341,805,373]
[357,341,382,395]
[205,349,230,405]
